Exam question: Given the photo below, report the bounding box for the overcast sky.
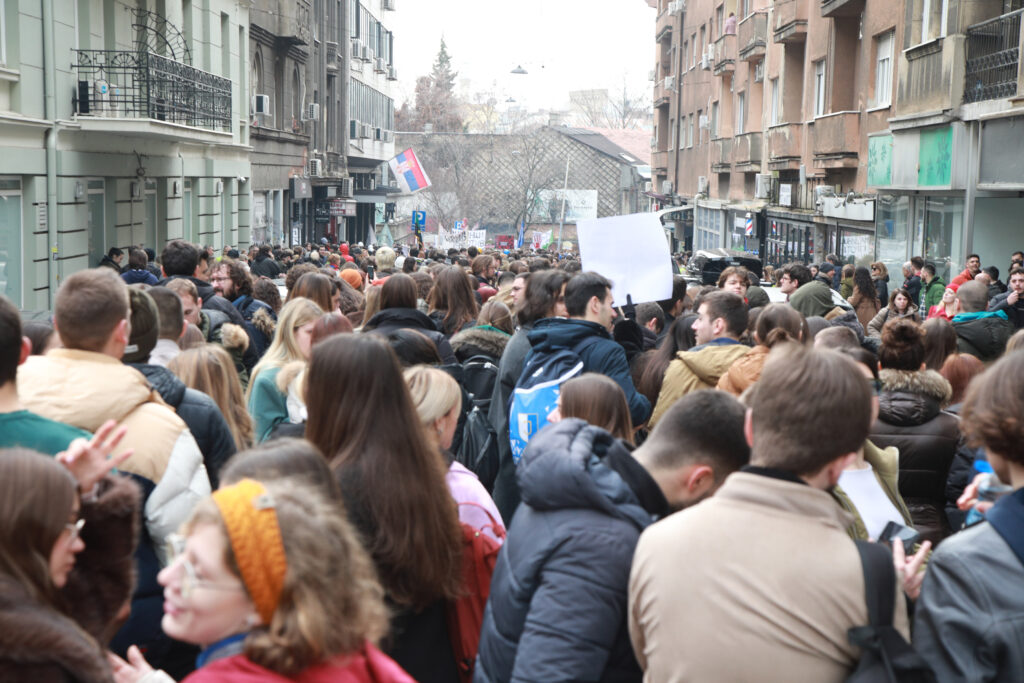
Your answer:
[387,1,657,111]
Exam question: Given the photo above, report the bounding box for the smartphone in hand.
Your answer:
[878,521,921,555]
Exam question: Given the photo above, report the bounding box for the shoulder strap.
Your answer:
[854,540,896,628]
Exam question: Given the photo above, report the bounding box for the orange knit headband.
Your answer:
[212,479,288,625]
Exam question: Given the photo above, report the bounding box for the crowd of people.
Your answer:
[1,237,1023,682]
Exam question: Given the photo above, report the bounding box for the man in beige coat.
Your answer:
[649,291,748,426]
[629,346,910,683]
[18,268,209,558]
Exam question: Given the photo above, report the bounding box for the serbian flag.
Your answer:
[389,148,432,194]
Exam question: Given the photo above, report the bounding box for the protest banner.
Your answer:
[577,213,673,305]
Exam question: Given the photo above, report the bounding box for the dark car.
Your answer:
[684,249,763,286]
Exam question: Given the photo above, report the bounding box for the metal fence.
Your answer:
[73,50,232,131]
[964,10,1022,103]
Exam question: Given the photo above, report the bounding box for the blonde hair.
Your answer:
[169,344,254,450]
[403,365,461,429]
[183,478,388,677]
[360,285,382,328]
[247,297,323,396]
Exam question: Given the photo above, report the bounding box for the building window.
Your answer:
[692,33,697,68]
[711,101,719,138]
[770,78,780,125]
[292,66,302,127]
[917,0,949,45]
[682,40,688,70]
[716,5,724,36]
[874,31,894,107]
[697,108,703,145]
[671,119,677,150]
[688,114,695,147]
[735,92,745,135]
[741,0,751,17]
[813,59,826,117]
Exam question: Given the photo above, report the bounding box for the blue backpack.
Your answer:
[508,337,599,464]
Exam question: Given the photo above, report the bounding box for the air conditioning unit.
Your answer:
[754,173,772,199]
[388,66,398,80]
[382,130,394,143]
[92,79,110,114]
[340,177,354,198]
[697,175,709,193]
[252,94,271,115]
[815,184,836,201]
[375,127,383,140]
[662,180,673,194]
[303,103,320,121]
[648,70,655,82]
[360,45,372,62]
[383,0,396,9]
[701,53,711,70]
[308,159,323,177]
[671,0,686,14]
[754,61,764,83]
[351,39,362,59]
[360,122,373,139]
[665,75,676,91]
[373,57,385,73]
[699,114,709,130]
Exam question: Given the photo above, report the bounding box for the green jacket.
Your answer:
[789,279,836,319]
[921,276,946,312]
[247,366,288,443]
[832,439,915,541]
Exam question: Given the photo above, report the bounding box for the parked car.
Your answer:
[684,249,763,285]
[764,284,852,311]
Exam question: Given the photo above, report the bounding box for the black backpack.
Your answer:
[456,355,501,491]
[846,541,936,683]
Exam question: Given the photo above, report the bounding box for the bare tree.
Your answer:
[607,80,650,130]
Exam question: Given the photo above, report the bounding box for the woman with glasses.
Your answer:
[0,422,138,680]
[110,477,412,682]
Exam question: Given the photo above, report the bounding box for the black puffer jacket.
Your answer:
[476,419,665,683]
[953,311,1013,361]
[870,368,959,545]
[450,325,509,364]
[362,307,457,365]
[130,363,237,488]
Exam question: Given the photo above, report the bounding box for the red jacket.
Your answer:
[950,267,974,288]
[183,646,414,683]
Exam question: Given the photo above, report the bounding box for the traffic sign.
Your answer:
[412,210,426,227]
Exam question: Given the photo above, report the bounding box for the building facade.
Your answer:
[0,0,251,312]
[248,0,396,248]
[650,0,1024,281]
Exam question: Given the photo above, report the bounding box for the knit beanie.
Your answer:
[123,288,159,363]
[340,269,363,290]
[213,479,288,625]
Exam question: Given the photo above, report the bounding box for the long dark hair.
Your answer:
[428,266,479,336]
[304,334,462,608]
[638,313,698,406]
[755,304,803,348]
[560,374,634,444]
[852,266,878,302]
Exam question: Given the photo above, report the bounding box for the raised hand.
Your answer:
[56,420,133,496]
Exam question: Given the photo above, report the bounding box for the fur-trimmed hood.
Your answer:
[219,322,250,352]
[878,368,952,426]
[451,325,510,362]
[251,306,277,340]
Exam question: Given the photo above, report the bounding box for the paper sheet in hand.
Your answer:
[577,213,673,305]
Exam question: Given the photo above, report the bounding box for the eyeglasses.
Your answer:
[64,518,85,546]
[868,378,883,395]
[166,534,246,600]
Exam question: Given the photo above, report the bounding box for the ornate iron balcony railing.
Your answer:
[73,50,233,131]
[964,10,1023,104]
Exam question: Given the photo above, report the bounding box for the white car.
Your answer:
[763,284,853,310]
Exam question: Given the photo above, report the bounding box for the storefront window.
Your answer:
[874,195,910,277]
[765,220,812,268]
[840,228,875,268]
[729,213,758,255]
[924,196,963,282]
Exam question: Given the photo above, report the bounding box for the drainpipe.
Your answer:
[962,121,980,260]
[178,150,186,238]
[42,0,59,307]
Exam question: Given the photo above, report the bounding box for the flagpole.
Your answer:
[557,157,570,252]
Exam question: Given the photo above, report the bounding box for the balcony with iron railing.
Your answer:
[73,50,233,133]
[738,12,767,62]
[963,9,1022,104]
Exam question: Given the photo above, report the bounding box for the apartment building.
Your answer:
[0,0,251,311]
[249,0,397,247]
[649,0,902,267]
[870,0,1024,282]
